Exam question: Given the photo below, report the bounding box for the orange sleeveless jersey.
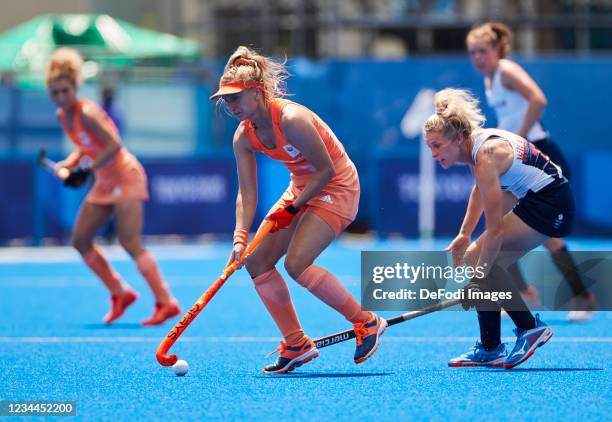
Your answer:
[242,98,359,223]
[58,99,148,204]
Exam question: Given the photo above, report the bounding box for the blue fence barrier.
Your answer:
[2,152,609,244]
[8,159,236,244]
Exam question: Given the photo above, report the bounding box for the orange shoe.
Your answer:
[104,288,139,324]
[142,299,181,326]
[262,336,319,374]
[353,311,387,364]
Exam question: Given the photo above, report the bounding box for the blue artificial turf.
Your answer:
[0,239,610,421]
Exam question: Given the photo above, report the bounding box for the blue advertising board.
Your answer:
[142,160,236,235]
[376,158,478,237]
[0,161,34,240]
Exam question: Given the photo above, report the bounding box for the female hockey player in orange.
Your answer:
[46,48,181,326]
[211,46,386,374]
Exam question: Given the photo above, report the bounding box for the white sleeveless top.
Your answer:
[471,128,562,199]
[485,59,549,142]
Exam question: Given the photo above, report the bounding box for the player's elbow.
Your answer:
[533,94,547,109]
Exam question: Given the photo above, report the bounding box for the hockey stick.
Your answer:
[313,298,462,349]
[37,148,69,180]
[156,220,276,366]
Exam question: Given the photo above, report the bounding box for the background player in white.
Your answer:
[466,22,596,321]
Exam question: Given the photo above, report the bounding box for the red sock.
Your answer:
[297,265,369,323]
[82,246,124,295]
[135,251,171,304]
[253,268,304,344]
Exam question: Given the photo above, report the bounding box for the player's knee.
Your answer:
[245,255,271,278]
[118,237,143,258]
[464,242,480,267]
[245,250,283,277]
[284,256,310,281]
[72,236,92,254]
[544,237,564,251]
[466,240,479,253]
[244,257,258,277]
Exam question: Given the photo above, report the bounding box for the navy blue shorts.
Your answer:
[532,138,572,180]
[512,178,575,238]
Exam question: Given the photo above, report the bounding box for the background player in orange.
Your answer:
[210,46,386,374]
[466,23,596,321]
[46,48,181,326]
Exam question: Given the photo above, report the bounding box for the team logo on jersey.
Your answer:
[319,194,333,204]
[283,144,301,158]
[553,213,564,229]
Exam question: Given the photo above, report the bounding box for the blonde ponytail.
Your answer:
[423,88,485,140]
[219,46,289,102]
[46,47,83,87]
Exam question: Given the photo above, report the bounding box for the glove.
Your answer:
[461,281,483,310]
[64,167,91,188]
[266,203,301,233]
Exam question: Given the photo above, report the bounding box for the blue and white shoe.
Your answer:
[353,312,387,364]
[504,314,553,369]
[448,342,507,367]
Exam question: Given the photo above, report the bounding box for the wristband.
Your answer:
[233,228,248,246]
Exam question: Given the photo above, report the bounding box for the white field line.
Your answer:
[0,244,223,264]
[0,337,200,343]
[0,336,610,344]
[0,275,361,288]
[2,238,611,264]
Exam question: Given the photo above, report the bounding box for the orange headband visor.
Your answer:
[209,81,263,100]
